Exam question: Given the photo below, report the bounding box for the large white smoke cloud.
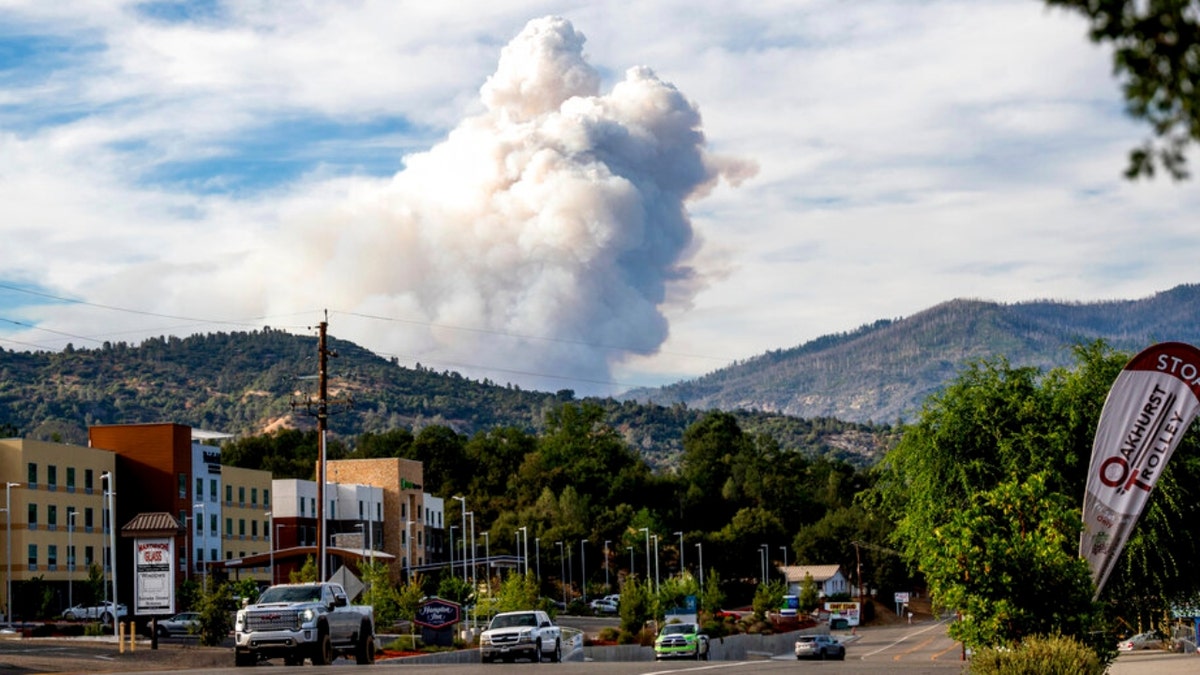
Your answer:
[272,16,753,392]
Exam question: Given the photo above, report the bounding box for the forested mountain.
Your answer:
[0,328,888,468]
[622,284,1200,423]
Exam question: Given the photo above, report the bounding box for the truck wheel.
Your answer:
[355,624,375,665]
[311,626,334,666]
[235,650,256,667]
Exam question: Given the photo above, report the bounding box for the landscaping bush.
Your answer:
[967,634,1104,675]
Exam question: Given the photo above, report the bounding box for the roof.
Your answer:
[781,564,844,583]
[219,545,395,569]
[120,512,181,536]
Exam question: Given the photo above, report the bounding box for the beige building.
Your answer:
[326,458,425,578]
[0,438,117,612]
[218,464,274,582]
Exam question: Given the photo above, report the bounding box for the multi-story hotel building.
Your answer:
[326,458,425,580]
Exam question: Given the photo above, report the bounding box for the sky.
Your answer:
[1,1,1198,397]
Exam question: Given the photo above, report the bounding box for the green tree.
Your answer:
[799,573,819,612]
[437,575,473,607]
[290,555,318,583]
[751,579,786,620]
[359,561,402,627]
[494,571,539,613]
[699,568,725,615]
[1047,0,1200,179]
[395,577,425,641]
[618,576,654,638]
[195,581,235,646]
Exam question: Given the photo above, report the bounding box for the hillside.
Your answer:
[0,328,888,469]
[621,283,1200,423]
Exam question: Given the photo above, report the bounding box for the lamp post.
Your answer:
[555,541,565,607]
[68,510,77,609]
[482,532,490,596]
[452,496,466,582]
[194,502,208,592]
[696,542,704,590]
[780,545,788,569]
[449,525,457,575]
[101,472,117,638]
[518,526,527,577]
[5,481,18,629]
[580,539,587,603]
[675,531,684,576]
[535,537,541,582]
[651,534,659,593]
[405,521,415,583]
[466,511,476,596]
[603,540,611,592]
[627,546,634,577]
[638,527,649,584]
[760,544,769,583]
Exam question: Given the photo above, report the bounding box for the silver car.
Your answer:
[795,634,846,660]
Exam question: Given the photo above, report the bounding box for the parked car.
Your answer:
[589,598,618,614]
[62,602,128,622]
[479,610,562,663]
[795,634,846,660]
[155,611,200,637]
[654,622,709,660]
[1117,631,1164,651]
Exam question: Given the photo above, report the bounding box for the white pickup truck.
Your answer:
[479,610,563,663]
[234,582,375,666]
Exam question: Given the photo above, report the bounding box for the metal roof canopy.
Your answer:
[219,545,395,570]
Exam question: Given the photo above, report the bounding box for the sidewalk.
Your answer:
[1110,650,1200,674]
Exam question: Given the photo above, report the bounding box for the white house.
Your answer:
[781,564,850,598]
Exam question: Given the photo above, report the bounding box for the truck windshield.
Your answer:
[257,586,323,604]
[490,613,537,629]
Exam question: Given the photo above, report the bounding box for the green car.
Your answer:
[654,622,710,660]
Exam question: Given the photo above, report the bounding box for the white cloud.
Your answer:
[1,1,1196,396]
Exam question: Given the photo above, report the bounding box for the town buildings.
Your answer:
[0,423,445,622]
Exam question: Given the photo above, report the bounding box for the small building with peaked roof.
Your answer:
[781,564,850,598]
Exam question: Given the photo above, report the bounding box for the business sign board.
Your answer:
[824,601,861,627]
[415,598,461,630]
[134,537,174,615]
[1080,342,1200,598]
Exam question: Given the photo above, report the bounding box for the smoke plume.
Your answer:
[285,15,753,393]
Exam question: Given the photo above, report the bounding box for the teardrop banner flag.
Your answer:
[1081,342,1200,599]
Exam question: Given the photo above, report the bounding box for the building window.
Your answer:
[67,544,75,569]
[238,519,245,537]
[27,462,36,487]
[178,473,187,498]
[28,544,37,570]
[85,507,94,531]
[66,467,76,492]
[226,550,233,560]
[251,487,257,505]
[84,546,94,566]
[195,477,203,499]
[226,485,232,503]
[197,548,204,562]
[210,479,217,502]
[210,548,217,563]
[377,503,382,521]
[251,520,258,538]
[210,513,217,536]
[330,500,336,518]
[359,501,364,519]
[300,498,306,516]
[66,506,76,530]
[196,513,202,534]
[264,521,270,540]
[27,503,37,529]
[225,518,232,537]
[238,486,245,505]
[84,469,94,493]
[401,503,406,518]
[48,544,57,570]
[47,504,57,529]
[264,489,269,506]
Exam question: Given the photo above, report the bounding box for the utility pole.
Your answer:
[293,315,350,582]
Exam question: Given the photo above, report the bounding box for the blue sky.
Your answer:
[1,1,1197,396]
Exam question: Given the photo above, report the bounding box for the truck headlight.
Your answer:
[235,611,245,630]
[301,608,316,624]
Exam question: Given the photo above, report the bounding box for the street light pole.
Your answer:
[452,496,466,582]
[555,541,565,607]
[482,532,490,596]
[535,537,541,582]
[603,540,610,592]
[102,472,118,637]
[194,502,207,592]
[449,525,457,577]
[405,521,415,583]
[467,511,475,596]
[518,526,527,577]
[652,533,662,590]
[780,545,788,569]
[696,542,704,590]
[627,546,634,577]
[675,531,684,576]
[639,528,649,584]
[579,539,587,603]
[68,510,77,609]
[5,481,18,628]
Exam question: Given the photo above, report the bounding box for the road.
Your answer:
[0,619,1196,674]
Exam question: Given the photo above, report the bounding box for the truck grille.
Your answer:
[246,610,300,631]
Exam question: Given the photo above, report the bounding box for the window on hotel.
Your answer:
[226,518,232,537]
[67,544,75,569]
[196,514,202,534]
[226,484,232,503]
[210,513,217,536]
[27,503,37,529]
[66,467,75,491]
[178,473,187,498]
[48,504,57,528]
[85,546,94,566]
[196,478,203,499]
[28,544,37,569]
[85,507,94,530]
[48,545,57,569]
[264,488,269,506]
[210,479,217,502]
[238,486,245,504]
[239,519,245,537]
[252,520,258,538]
[210,548,217,563]
[251,487,257,505]
[85,469,93,492]
[27,462,36,487]
[47,465,56,489]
